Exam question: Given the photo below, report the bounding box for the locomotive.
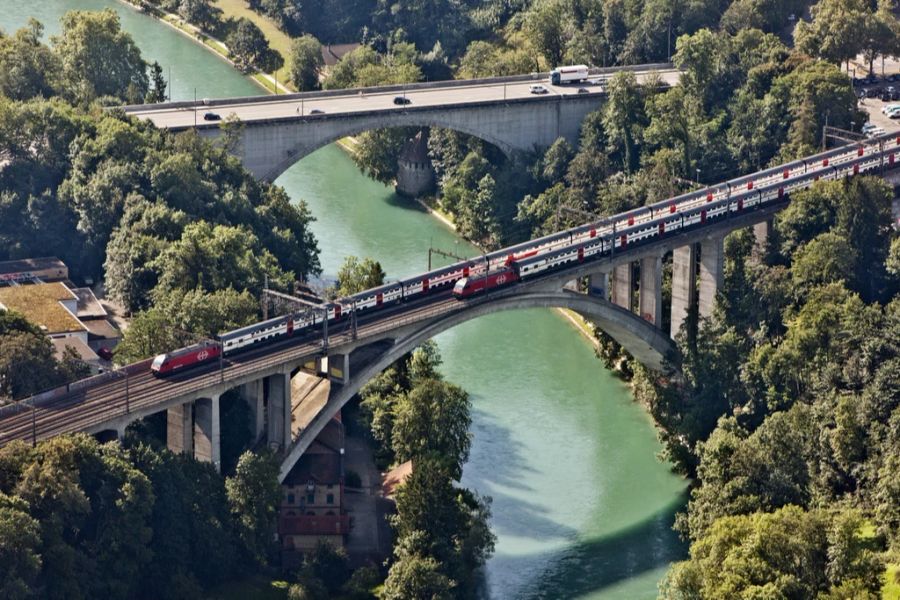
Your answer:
[150,132,900,377]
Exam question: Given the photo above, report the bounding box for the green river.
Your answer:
[0,2,688,597]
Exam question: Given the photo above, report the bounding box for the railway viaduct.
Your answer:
[0,194,780,480]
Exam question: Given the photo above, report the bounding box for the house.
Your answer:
[0,257,68,284]
[278,416,350,564]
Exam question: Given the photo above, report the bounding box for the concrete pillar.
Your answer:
[612,263,632,311]
[639,254,663,327]
[241,380,265,443]
[325,354,350,384]
[699,236,725,320]
[193,395,221,470]
[670,244,697,339]
[588,272,609,298]
[751,219,772,262]
[167,402,192,455]
[266,372,291,450]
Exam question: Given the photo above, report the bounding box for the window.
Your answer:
[287,493,295,504]
[307,493,315,504]
[326,493,334,504]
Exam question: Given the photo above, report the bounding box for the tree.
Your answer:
[352,127,416,186]
[0,492,41,599]
[146,61,167,103]
[227,18,283,73]
[289,35,324,91]
[0,331,64,401]
[525,0,573,66]
[52,9,149,103]
[0,19,60,101]
[791,232,857,294]
[297,541,350,594]
[661,506,883,599]
[178,0,223,31]
[794,0,868,70]
[391,380,472,479]
[225,450,282,565]
[603,71,644,173]
[335,255,386,297]
[382,554,455,600]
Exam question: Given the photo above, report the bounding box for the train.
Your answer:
[150,132,900,376]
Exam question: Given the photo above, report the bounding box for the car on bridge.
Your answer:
[529,84,549,94]
[309,109,325,115]
[203,112,221,121]
[393,96,411,105]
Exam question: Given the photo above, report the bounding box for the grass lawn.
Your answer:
[215,0,295,90]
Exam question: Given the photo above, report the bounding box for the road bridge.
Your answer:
[123,64,679,181]
[2,131,896,481]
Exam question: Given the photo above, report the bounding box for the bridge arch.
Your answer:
[259,113,521,183]
[279,289,673,480]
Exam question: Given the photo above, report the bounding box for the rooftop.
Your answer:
[51,337,99,364]
[82,318,120,340]
[0,257,66,276]
[0,283,84,335]
[72,287,108,319]
[284,452,342,486]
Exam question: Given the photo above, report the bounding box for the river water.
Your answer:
[0,3,688,597]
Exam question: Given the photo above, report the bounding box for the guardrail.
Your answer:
[120,62,675,113]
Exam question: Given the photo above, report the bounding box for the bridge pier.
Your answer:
[167,403,193,455]
[266,372,292,451]
[699,235,724,320]
[639,254,663,326]
[752,219,772,262]
[588,271,609,298]
[240,380,265,443]
[612,263,633,311]
[193,395,221,471]
[670,244,697,339]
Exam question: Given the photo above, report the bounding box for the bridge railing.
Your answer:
[120,62,675,113]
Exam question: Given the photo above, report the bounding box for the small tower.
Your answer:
[395,130,434,197]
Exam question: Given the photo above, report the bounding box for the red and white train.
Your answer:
[151,133,900,376]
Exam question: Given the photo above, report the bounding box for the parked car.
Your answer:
[393,96,411,105]
[881,103,900,114]
[529,84,549,94]
[865,87,882,98]
[97,347,114,361]
[866,127,886,138]
[887,107,900,119]
[203,112,221,121]
[309,108,324,114]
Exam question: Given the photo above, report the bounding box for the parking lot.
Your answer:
[859,96,900,135]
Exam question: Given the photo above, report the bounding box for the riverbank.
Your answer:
[115,0,289,94]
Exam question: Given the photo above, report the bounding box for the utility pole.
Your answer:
[193,88,197,128]
[428,244,467,270]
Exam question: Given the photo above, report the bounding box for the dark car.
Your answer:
[97,347,114,361]
[203,111,221,121]
[393,96,411,105]
[577,87,589,94]
[309,108,325,114]
[865,87,882,98]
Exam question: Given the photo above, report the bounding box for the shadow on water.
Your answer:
[461,406,688,599]
[382,191,431,213]
[512,495,687,600]
[464,406,581,541]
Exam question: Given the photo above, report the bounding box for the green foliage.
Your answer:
[296,541,350,595]
[289,35,324,91]
[227,18,283,73]
[661,506,883,599]
[0,492,41,599]
[391,379,472,479]
[335,255,386,297]
[0,19,59,101]
[52,9,148,104]
[352,127,417,186]
[324,44,422,90]
[225,450,282,566]
[382,553,455,600]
